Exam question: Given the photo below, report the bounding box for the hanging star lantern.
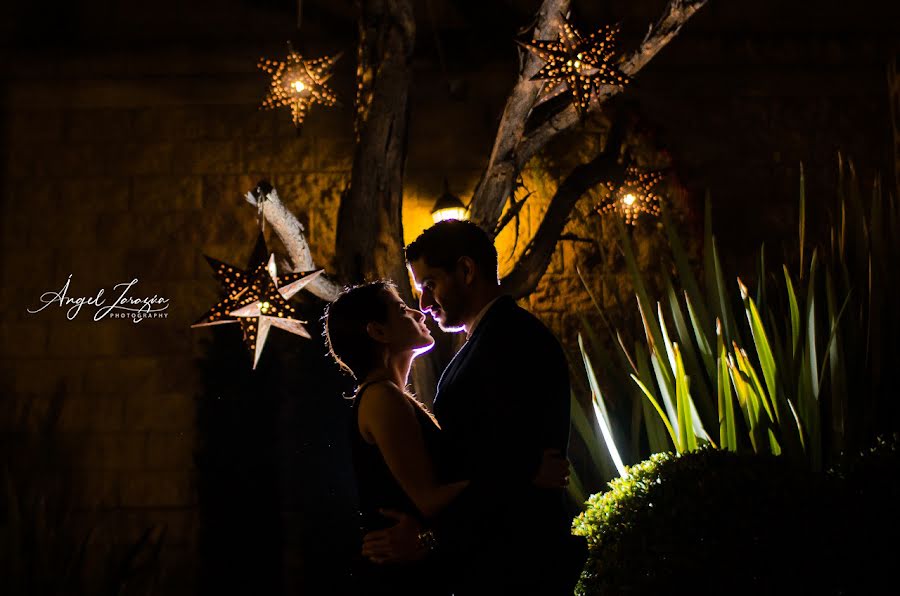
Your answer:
[519,17,629,114]
[258,46,341,127]
[193,234,323,369]
[597,167,664,225]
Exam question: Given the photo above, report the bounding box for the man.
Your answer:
[362,219,586,594]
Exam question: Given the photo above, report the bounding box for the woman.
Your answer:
[324,281,464,595]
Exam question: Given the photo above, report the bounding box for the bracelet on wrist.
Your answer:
[417,528,437,553]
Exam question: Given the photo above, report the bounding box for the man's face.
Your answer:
[409,258,468,333]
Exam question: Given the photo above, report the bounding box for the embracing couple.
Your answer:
[325,220,587,595]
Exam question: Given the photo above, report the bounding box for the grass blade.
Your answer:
[716,320,738,451]
[738,278,781,425]
[784,265,801,359]
[631,374,680,451]
[635,343,672,454]
[579,334,627,477]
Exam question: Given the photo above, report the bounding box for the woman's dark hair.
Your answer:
[323,281,396,381]
[405,219,498,282]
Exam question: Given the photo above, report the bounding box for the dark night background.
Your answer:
[1,0,897,594]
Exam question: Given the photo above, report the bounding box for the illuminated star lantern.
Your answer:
[519,18,629,114]
[193,234,323,369]
[258,48,341,127]
[597,167,664,225]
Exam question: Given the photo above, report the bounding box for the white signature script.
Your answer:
[27,274,170,323]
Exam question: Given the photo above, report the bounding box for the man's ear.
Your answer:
[366,321,388,343]
[457,256,477,285]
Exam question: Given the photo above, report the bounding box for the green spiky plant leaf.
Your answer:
[576,159,898,485]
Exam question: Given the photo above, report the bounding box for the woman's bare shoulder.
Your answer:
[357,381,414,416]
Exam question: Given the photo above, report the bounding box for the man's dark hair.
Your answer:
[405,219,499,283]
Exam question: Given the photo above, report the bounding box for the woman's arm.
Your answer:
[358,383,469,518]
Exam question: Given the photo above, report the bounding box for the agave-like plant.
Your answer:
[570,158,899,487]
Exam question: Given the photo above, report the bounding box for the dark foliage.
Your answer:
[571,446,897,596]
[828,434,900,595]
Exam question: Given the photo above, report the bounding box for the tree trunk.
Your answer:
[334,0,446,402]
[335,0,416,303]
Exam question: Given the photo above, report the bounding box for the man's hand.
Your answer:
[532,448,571,489]
[361,509,427,564]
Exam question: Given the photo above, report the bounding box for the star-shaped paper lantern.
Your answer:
[193,234,323,369]
[597,167,664,225]
[258,47,341,127]
[519,17,629,114]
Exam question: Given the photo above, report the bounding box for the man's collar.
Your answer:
[465,296,503,341]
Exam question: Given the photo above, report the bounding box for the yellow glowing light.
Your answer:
[431,181,468,224]
[432,207,468,224]
[518,19,629,114]
[260,301,270,313]
[597,167,665,225]
[258,48,341,127]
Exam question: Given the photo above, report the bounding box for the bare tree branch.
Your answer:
[500,115,628,299]
[467,0,570,230]
[518,0,708,169]
[493,182,532,237]
[244,188,342,301]
[470,0,707,235]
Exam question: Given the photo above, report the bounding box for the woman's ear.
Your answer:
[365,321,388,343]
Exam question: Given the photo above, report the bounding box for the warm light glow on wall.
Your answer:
[401,175,534,280]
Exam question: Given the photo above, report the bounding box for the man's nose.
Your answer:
[419,290,433,312]
[412,308,426,322]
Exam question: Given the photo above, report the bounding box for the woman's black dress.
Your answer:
[349,382,451,596]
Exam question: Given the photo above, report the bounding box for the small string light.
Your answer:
[519,18,629,114]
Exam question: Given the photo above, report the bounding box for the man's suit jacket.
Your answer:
[431,295,574,583]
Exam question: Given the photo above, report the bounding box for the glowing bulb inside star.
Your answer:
[260,301,271,313]
[292,81,306,93]
[623,193,637,206]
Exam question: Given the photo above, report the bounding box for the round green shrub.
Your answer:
[572,448,837,596]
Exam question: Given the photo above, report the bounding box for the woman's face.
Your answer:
[376,288,435,355]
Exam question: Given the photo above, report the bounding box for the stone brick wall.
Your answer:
[0,45,362,593]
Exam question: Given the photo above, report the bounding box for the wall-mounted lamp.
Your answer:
[431,180,468,223]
